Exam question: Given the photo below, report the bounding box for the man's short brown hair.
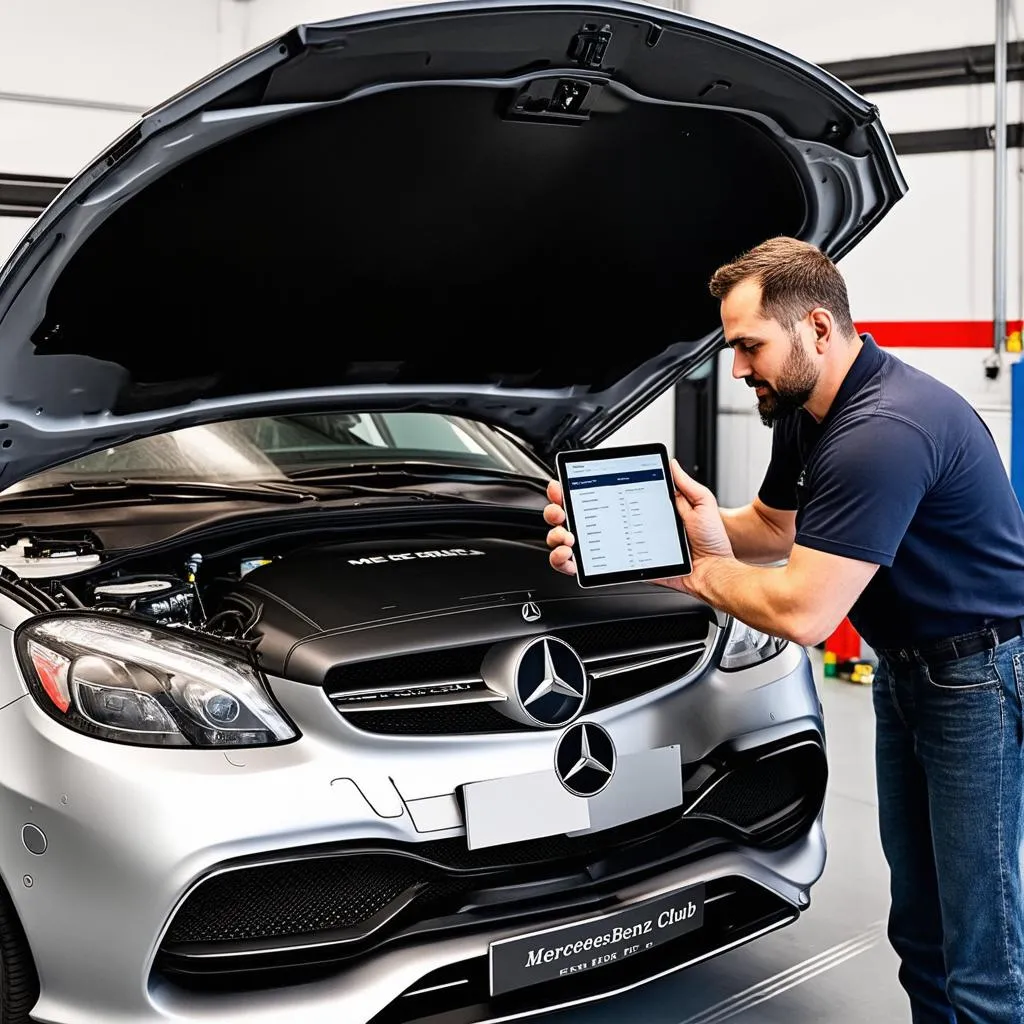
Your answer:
[708,236,856,337]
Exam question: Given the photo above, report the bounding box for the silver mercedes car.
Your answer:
[0,2,904,1022]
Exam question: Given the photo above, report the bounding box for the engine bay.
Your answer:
[0,519,583,675]
[0,539,280,649]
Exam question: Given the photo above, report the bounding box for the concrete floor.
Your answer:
[553,650,910,1024]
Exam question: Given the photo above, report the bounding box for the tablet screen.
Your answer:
[556,444,691,587]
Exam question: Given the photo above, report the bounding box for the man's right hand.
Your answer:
[668,459,735,561]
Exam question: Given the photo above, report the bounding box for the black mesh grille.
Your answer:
[327,646,489,693]
[167,858,432,943]
[694,746,822,829]
[343,702,525,735]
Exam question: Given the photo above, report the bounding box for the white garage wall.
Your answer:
[0,0,247,111]
[241,0,427,41]
[0,219,29,265]
[0,101,138,179]
[601,390,676,451]
[691,0,1001,61]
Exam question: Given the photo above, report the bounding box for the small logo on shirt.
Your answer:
[795,468,808,510]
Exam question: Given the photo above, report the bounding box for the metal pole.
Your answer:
[995,0,1009,352]
[0,90,147,115]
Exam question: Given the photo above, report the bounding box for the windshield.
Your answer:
[1,412,548,494]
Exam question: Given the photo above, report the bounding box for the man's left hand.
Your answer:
[668,459,734,561]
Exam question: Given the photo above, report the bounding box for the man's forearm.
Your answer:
[720,506,793,564]
[684,556,809,643]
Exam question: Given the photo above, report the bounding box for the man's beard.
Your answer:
[749,335,818,427]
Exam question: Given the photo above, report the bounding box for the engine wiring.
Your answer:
[0,544,268,655]
[0,566,62,614]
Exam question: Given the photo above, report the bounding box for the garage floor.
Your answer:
[553,650,910,1024]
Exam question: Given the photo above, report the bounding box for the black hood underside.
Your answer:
[35,86,805,401]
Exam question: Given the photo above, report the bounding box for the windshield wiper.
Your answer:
[288,462,548,490]
[0,479,318,506]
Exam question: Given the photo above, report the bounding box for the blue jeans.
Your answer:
[873,636,1024,1023]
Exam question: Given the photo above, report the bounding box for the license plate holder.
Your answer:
[488,882,705,996]
[461,745,682,851]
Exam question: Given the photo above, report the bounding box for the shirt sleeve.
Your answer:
[757,413,802,511]
[795,414,938,566]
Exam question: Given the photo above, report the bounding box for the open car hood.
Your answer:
[0,0,906,484]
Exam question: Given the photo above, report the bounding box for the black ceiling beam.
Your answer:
[822,41,1024,94]
[889,122,1024,155]
[0,174,68,218]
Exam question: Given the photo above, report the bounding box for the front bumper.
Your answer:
[153,827,825,1024]
[0,640,825,1024]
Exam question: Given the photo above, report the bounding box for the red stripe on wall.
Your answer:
[857,320,1023,347]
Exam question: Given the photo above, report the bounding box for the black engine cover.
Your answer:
[228,537,705,683]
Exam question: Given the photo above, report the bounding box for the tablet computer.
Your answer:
[554,442,692,589]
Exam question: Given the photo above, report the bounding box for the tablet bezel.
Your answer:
[554,442,693,589]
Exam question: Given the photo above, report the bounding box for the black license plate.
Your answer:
[489,883,705,997]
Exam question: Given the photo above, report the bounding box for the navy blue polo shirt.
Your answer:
[758,334,1024,650]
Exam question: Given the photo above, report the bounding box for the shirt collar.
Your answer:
[819,332,884,430]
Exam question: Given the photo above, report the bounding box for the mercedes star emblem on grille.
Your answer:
[480,634,589,728]
[521,601,542,622]
[554,722,616,797]
[514,637,588,726]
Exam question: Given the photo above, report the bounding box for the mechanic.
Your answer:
[542,236,1024,1024]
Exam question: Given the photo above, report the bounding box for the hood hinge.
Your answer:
[568,23,612,68]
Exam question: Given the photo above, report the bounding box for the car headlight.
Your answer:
[719,618,788,671]
[16,615,297,747]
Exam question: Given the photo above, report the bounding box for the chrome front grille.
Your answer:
[324,614,715,734]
